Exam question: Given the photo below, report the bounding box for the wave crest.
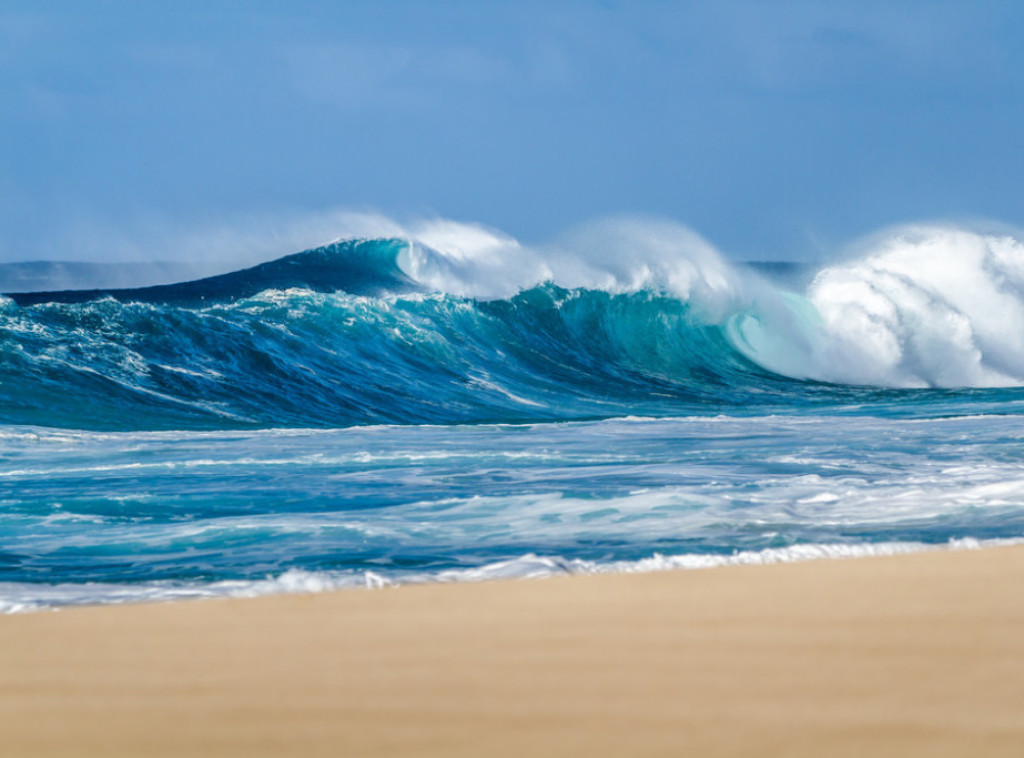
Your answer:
[729,226,1024,389]
[4,218,1024,431]
[809,227,1024,387]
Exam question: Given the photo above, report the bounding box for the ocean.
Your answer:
[3,219,1024,612]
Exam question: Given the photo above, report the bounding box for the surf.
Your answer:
[5,216,1024,609]
[2,218,1024,432]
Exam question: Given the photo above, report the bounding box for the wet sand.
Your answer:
[2,545,1023,757]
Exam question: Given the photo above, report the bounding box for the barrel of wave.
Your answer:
[728,226,1024,389]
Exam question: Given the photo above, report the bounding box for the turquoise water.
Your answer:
[4,226,1024,610]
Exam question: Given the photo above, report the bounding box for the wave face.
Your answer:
[0,283,792,430]
[4,223,1024,431]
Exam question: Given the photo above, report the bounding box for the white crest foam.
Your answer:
[729,224,1024,388]
[396,216,746,320]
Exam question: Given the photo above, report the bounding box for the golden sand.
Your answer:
[2,545,1023,757]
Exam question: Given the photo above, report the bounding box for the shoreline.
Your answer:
[3,544,1024,756]
[5,535,1023,614]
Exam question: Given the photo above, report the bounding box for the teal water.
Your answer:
[4,228,1024,610]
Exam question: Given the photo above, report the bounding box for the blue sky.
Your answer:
[2,0,1024,263]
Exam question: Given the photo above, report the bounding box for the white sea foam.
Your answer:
[2,536,1019,614]
[396,216,748,320]
[802,226,1024,387]
[526,221,1024,390]
[383,216,1024,389]
[727,224,1024,389]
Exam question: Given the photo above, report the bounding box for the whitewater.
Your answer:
[4,217,1024,610]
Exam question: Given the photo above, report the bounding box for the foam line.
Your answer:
[3,536,1019,614]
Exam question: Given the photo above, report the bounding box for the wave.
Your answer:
[0,281,794,429]
[735,225,1024,388]
[3,218,1024,430]
[2,238,417,306]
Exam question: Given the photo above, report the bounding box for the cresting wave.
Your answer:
[740,226,1024,388]
[3,218,1024,430]
[403,218,1024,389]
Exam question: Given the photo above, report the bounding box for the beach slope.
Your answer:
[2,545,1023,757]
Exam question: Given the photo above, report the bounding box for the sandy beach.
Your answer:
[2,545,1023,757]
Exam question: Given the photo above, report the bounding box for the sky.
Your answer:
[2,0,1024,264]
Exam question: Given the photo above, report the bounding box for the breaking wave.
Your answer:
[3,218,1024,431]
